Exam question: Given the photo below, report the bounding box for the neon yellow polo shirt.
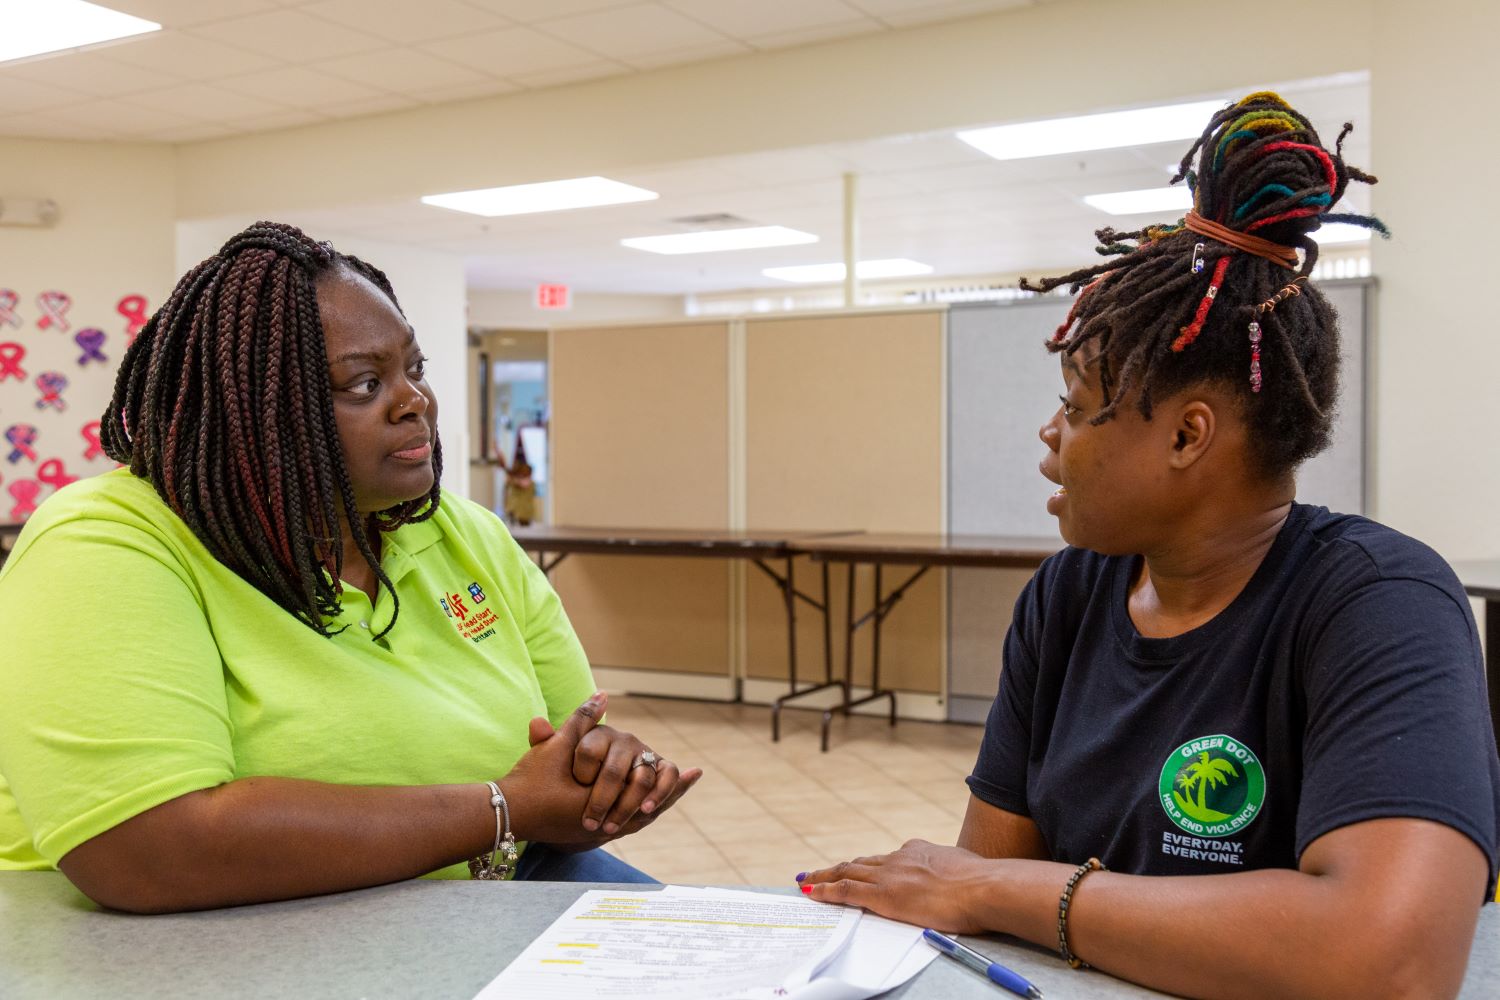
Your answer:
[0,469,596,877]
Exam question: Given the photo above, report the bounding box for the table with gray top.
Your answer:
[2,873,1498,999]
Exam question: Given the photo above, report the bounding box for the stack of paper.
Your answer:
[475,885,936,1000]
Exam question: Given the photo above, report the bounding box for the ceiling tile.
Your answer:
[464,0,636,23]
[313,49,489,94]
[0,112,124,141]
[217,66,387,109]
[127,84,293,121]
[537,4,730,61]
[302,0,511,44]
[317,94,423,118]
[190,9,389,62]
[142,121,242,143]
[852,0,1030,28]
[0,50,184,97]
[510,60,631,89]
[411,79,522,104]
[229,109,332,133]
[742,19,885,51]
[623,39,749,70]
[419,27,601,77]
[101,32,282,79]
[0,76,91,114]
[43,98,199,136]
[105,0,281,28]
[663,0,867,39]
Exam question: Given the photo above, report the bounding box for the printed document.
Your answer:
[474,886,935,1000]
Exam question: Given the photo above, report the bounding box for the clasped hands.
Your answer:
[501,691,703,849]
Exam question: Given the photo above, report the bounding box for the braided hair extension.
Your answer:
[1020,92,1387,478]
[101,221,443,639]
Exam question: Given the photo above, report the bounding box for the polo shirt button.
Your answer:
[360,620,370,629]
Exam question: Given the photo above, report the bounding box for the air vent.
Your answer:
[666,212,755,229]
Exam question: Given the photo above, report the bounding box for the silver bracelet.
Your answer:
[469,780,519,880]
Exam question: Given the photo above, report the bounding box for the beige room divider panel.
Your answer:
[744,310,946,695]
[550,322,731,676]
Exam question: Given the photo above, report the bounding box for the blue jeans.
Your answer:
[515,843,658,884]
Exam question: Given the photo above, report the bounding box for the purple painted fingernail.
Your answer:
[795,872,807,882]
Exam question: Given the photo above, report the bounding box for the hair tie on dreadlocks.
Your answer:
[1019,92,1385,479]
[100,221,442,640]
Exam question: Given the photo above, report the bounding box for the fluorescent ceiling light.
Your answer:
[421,177,657,217]
[0,0,160,64]
[763,259,934,283]
[1311,222,1372,245]
[958,100,1224,161]
[622,226,818,255]
[1084,186,1194,216]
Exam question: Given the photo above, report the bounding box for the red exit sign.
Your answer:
[535,284,571,310]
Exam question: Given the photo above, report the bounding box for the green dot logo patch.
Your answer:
[1158,734,1266,838]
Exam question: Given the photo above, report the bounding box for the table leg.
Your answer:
[762,556,840,744]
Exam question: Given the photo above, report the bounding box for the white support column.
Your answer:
[842,171,859,308]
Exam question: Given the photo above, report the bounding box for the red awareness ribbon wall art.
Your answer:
[37,457,78,490]
[0,341,24,382]
[8,479,40,521]
[35,371,68,411]
[5,424,38,464]
[0,289,21,328]
[117,294,148,344]
[81,420,103,460]
[36,290,72,332]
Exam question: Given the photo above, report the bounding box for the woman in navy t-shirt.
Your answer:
[800,93,1500,999]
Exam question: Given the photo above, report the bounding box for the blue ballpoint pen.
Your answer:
[922,929,1044,999]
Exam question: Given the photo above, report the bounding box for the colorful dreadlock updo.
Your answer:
[100,221,443,640]
[1021,92,1387,479]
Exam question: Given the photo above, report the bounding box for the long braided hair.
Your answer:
[101,221,442,639]
[1022,92,1387,478]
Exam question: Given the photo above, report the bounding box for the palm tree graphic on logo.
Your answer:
[1172,752,1240,823]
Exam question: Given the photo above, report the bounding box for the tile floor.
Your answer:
[597,695,984,887]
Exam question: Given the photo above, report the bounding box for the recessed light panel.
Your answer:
[958,100,1224,161]
[422,177,658,217]
[622,226,818,255]
[763,259,934,283]
[0,1,160,65]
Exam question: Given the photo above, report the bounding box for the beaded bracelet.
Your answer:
[469,780,519,881]
[1057,856,1105,969]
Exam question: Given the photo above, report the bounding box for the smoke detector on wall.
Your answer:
[0,198,59,228]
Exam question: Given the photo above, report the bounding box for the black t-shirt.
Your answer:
[968,503,1500,894]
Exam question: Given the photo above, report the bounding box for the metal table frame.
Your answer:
[510,526,844,719]
[802,533,1062,751]
[511,526,1062,752]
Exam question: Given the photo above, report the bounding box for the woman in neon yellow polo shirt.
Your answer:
[0,222,699,912]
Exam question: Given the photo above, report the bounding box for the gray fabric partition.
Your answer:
[945,280,1370,723]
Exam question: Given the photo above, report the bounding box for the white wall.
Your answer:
[0,139,176,516]
[176,221,470,499]
[1369,0,1500,559]
[467,288,683,329]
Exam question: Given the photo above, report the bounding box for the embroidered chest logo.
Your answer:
[438,581,497,643]
[1158,734,1266,839]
